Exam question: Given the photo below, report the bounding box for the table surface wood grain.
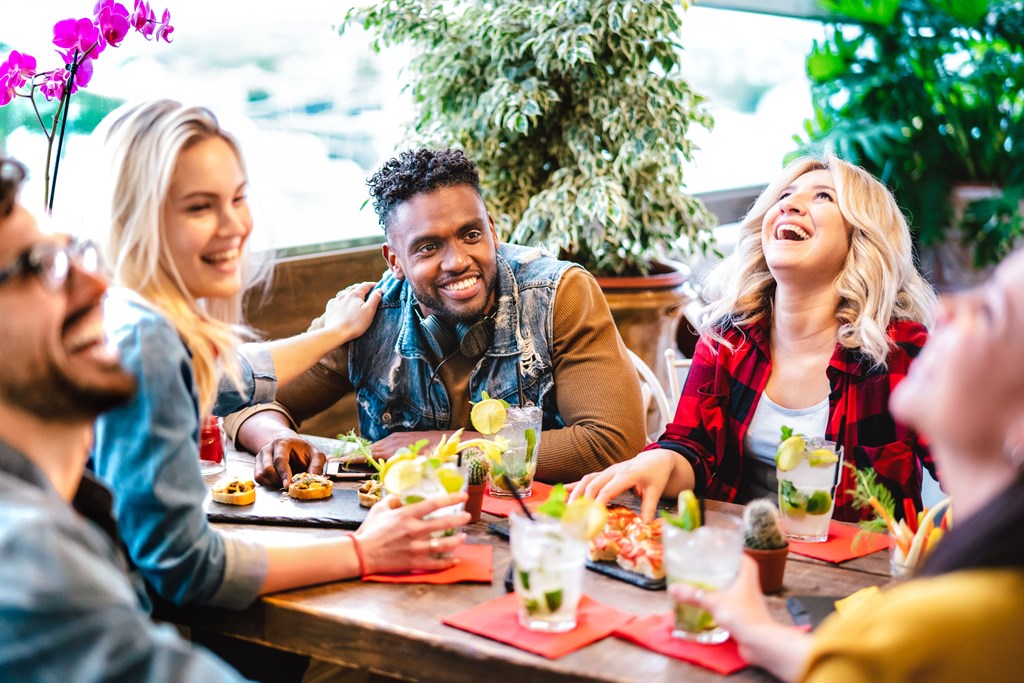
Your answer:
[186,453,893,683]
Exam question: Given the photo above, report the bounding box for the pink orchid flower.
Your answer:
[52,17,104,59]
[0,51,37,105]
[94,1,131,47]
[131,1,157,38]
[154,8,174,43]
[39,52,95,102]
[0,74,15,107]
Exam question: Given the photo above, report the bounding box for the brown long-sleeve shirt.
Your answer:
[227,268,646,482]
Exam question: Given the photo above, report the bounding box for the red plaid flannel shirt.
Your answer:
[648,318,935,521]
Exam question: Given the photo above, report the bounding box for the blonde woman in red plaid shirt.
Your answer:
[571,154,938,522]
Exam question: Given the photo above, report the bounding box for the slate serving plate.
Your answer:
[205,487,369,529]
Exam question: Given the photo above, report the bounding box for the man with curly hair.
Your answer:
[229,148,646,487]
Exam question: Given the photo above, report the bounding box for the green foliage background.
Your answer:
[345,0,716,276]
[795,0,1024,267]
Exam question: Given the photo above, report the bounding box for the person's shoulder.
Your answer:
[888,319,929,346]
[103,288,179,344]
[500,243,578,281]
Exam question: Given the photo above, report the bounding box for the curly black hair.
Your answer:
[0,157,27,219]
[367,148,481,232]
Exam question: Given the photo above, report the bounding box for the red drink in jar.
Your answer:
[199,416,226,475]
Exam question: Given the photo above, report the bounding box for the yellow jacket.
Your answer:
[802,569,1024,683]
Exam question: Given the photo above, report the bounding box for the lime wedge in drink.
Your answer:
[775,435,806,471]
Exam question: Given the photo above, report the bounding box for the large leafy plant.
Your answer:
[795,0,1024,268]
[345,0,715,276]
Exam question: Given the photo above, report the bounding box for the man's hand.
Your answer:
[354,492,471,574]
[254,433,327,489]
[566,449,690,522]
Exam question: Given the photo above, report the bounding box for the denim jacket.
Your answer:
[90,289,273,609]
[349,243,578,441]
[0,441,248,682]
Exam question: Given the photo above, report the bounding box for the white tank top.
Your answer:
[744,393,829,467]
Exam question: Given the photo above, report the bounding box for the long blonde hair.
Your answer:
[98,99,262,416]
[701,153,936,368]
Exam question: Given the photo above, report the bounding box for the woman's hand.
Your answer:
[354,492,471,575]
[313,281,383,342]
[567,449,693,522]
[670,556,809,682]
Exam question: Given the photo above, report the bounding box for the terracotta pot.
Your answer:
[465,483,486,523]
[595,260,692,426]
[744,544,789,594]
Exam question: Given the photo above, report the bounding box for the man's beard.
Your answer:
[1,360,136,423]
[413,273,498,326]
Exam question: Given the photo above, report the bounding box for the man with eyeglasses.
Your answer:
[0,156,249,681]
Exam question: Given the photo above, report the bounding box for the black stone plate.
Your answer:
[206,487,368,529]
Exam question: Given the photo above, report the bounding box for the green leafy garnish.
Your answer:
[780,425,794,441]
[537,483,568,519]
[518,569,531,590]
[335,429,372,466]
[524,428,537,464]
[845,461,895,535]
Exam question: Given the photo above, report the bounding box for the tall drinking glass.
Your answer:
[487,405,542,498]
[777,438,842,543]
[509,511,586,632]
[664,511,743,644]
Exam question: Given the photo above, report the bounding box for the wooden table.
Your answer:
[186,455,892,683]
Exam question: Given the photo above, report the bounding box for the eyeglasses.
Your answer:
[0,238,105,291]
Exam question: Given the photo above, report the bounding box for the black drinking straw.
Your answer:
[502,473,535,521]
[515,360,525,406]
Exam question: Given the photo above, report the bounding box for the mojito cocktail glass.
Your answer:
[509,511,586,632]
[663,511,743,644]
[777,438,841,543]
[487,405,542,498]
[384,455,467,550]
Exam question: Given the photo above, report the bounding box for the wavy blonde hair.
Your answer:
[701,153,936,368]
[98,100,263,416]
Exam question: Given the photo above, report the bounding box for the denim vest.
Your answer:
[349,243,579,441]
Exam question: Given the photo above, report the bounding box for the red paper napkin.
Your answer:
[613,612,748,675]
[362,544,493,584]
[788,521,891,563]
[443,593,634,659]
[481,481,554,517]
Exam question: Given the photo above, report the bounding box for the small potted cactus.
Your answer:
[743,498,790,594]
[464,449,490,523]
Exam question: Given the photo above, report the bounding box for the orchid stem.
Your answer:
[48,50,79,215]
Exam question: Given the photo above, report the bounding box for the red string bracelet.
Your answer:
[349,534,367,578]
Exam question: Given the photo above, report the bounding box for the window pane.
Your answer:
[677,7,820,193]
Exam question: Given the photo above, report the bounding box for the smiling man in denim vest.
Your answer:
[229,148,645,488]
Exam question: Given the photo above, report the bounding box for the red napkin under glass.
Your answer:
[788,520,891,563]
[362,544,493,584]
[481,481,554,517]
[613,612,748,675]
[443,593,634,659]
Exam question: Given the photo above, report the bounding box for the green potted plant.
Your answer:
[463,448,490,523]
[794,0,1024,289]
[343,0,716,377]
[742,498,789,594]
